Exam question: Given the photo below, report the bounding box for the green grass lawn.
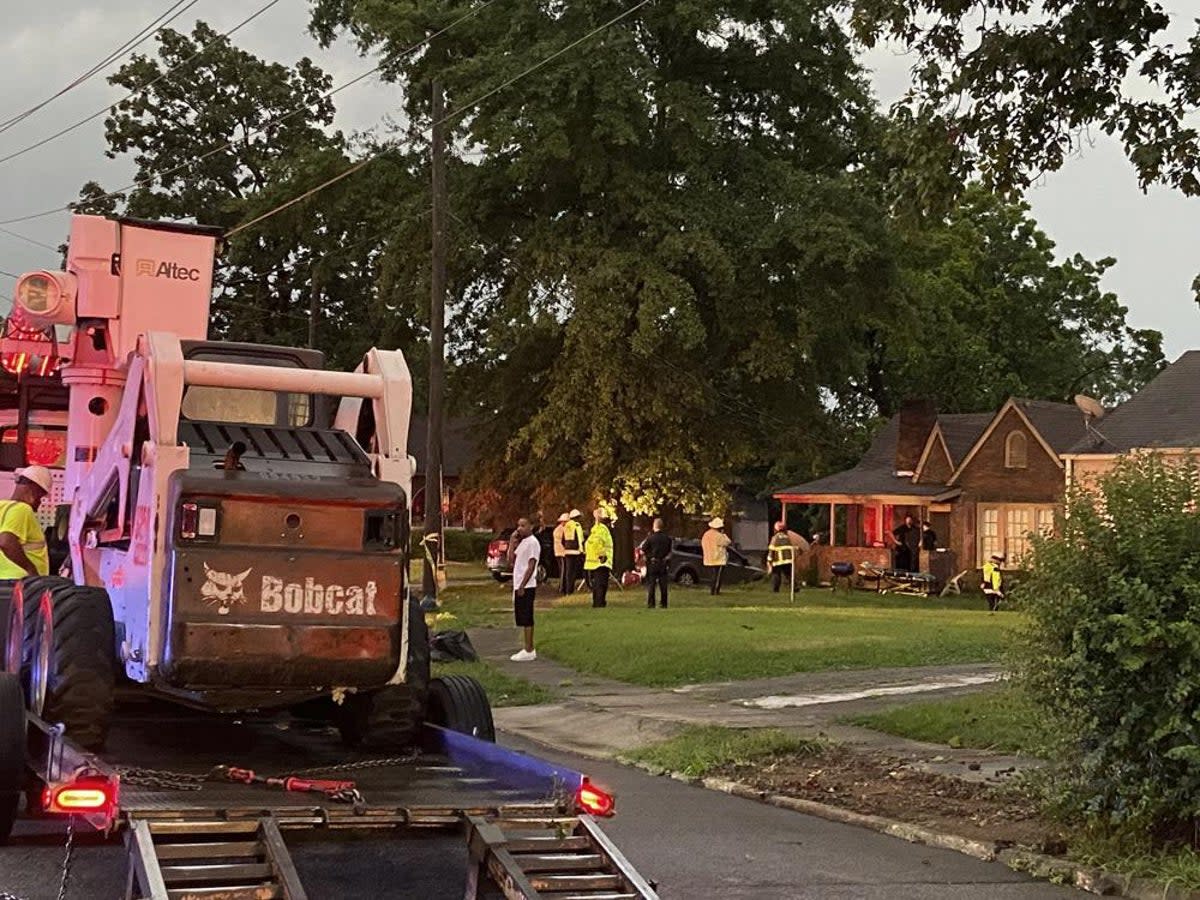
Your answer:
[431,659,554,707]
[847,687,1046,754]
[430,572,1015,687]
[622,725,820,777]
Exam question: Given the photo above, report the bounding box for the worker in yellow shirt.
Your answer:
[584,508,613,608]
[0,466,52,580]
[981,553,1004,612]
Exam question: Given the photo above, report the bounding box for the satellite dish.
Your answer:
[1074,394,1106,421]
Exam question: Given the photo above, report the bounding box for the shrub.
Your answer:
[1015,454,1200,839]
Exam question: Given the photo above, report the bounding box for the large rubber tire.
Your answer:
[0,673,23,843]
[336,596,430,750]
[19,578,115,750]
[426,674,495,743]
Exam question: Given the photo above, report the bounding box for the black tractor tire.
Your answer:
[336,595,430,750]
[426,674,495,743]
[675,567,698,586]
[0,672,24,843]
[20,578,115,750]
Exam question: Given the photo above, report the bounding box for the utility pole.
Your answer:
[308,266,319,349]
[422,80,447,600]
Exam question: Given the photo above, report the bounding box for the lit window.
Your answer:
[979,507,1001,562]
[1006,507,1032,563]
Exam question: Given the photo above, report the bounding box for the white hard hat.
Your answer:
[708,517,724,529]
[14,465,52,494]
[557,513,570,523]
[569,508,582,518]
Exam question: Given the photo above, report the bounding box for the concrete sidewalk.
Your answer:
[470,625,1037,783]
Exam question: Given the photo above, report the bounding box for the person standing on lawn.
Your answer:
[561,508,584,595]
[701,517,732,596]
[510,517,541,661]
[640,517,673,608]
[584,508,613,608]
[981,553,1005,612]
[552,512,568,588]
[767,523,795,594]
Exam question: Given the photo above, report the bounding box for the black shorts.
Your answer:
[513,588,536,627]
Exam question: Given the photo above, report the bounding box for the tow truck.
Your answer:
[0,214,658,899]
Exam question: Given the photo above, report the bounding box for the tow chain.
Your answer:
[116,751,423,804]
[0,815,75,900]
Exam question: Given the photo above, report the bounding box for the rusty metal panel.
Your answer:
[215,500,372,552]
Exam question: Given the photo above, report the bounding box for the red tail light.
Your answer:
[44,777,118,816]
[180,501,199,539]
[576,780,615,817]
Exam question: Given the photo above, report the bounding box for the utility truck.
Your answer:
[0,215,657,899]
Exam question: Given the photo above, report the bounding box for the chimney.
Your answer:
[894,398,938,475]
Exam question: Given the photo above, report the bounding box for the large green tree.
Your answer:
[312,0,896,524]
[850,186,1164,415]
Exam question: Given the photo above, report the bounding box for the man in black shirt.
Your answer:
[641,518,673,609]
[892,514,920,572]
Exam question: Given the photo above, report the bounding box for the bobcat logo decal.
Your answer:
[201,563,252,615]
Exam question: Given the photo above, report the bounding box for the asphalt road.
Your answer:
[0,723,1077,900]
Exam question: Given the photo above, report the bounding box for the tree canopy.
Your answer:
[75,21,417,369]
[850,0,1200,200]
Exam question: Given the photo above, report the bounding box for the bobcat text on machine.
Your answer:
[0,214,657,899]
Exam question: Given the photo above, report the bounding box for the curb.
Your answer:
[620,759,1199,899]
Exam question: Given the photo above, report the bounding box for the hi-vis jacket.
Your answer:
[584,522,613,571]
[982,560,1003,594]
[562,519,584,555]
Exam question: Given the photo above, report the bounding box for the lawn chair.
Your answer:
[939,570,969,597]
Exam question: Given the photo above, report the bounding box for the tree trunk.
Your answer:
[613,501,635,575]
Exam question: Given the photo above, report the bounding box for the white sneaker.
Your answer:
[510,649,537,662]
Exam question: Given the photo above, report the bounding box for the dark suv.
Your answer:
[663,540,764,586]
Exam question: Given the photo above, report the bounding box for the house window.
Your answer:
[1005,507,1032,562]
[978,503,1056,566]
[980,507,1001,562]
[1005,431,1028,469]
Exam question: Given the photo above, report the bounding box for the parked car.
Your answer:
[485,527,560,583]
[647,539,763,586]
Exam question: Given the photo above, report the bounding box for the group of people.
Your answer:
[506,507,618,661]
[890,514,938,572]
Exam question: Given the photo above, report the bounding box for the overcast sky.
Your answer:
[1,1,1197,360]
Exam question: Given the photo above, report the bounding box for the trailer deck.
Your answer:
[24,705,657,899]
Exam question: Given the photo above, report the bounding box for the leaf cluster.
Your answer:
[1014,455,1200,837]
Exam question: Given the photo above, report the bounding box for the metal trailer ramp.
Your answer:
[465,814,658,900]
[126,816,306,900]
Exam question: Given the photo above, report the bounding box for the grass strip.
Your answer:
[622,725,821,778]
[846,689,1045,754]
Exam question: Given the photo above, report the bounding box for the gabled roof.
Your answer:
[775,415,953,501]
[939,413,994,465]
[948,398,1084,482]
[1067,351,1200,454]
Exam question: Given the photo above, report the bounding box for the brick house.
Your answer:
[774,398,1089,579]
[1063,351,1200,487]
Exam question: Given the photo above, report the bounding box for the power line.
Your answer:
[0,0,285,169]
[0,227,58,252]
[0,0,499,227]
[0,0,202,136]
[227,0,653,238]
[0,269,20,280]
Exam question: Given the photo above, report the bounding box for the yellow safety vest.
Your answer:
[982,561,1003,593]
[562,519,584,554]
[584,523,612,570]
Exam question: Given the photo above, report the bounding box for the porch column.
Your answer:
[829,502,836,547]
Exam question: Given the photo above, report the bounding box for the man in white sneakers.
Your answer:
[510,516,541,661]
